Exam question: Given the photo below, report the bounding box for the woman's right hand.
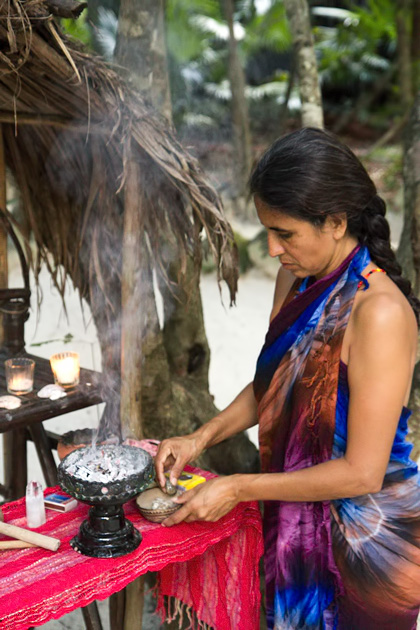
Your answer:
[154,435,204,490]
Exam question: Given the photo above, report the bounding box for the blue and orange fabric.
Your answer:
[254,245,420,629]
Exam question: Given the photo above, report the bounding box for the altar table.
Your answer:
[0,457,263,629]
[0,351,103,500]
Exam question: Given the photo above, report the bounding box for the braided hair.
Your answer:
[249,127,420,323]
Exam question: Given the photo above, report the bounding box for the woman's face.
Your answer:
[255,197,355,279]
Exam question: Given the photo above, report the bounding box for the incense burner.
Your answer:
[57,444,154,558]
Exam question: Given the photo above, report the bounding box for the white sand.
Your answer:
[201,268,274,444]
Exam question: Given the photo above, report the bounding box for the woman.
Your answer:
[155,128,420,629]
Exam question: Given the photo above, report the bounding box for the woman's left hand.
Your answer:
[162,476,240,527]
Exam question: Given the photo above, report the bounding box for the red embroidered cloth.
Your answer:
[0,441,263,630]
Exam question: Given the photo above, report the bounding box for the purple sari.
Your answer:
[254,246,420,629]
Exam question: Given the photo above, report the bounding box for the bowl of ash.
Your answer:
[58,444,155,557]
[136,487,182,523]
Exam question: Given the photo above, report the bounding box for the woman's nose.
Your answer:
[267,234,285,258]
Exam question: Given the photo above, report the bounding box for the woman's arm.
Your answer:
[155,382,258,488]
[156,263,293,489]
[163,290,417,525]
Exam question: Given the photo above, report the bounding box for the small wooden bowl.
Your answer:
[136,488,180,523]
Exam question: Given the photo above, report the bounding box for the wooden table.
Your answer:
[0,351,103,500]
[0,351,104,629]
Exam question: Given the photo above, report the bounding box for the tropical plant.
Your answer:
[168,0,294,133]
[314,2,397,121]
[242,0,291,56]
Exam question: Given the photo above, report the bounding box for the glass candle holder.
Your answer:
[50,352,80,388]
[5,358,35,395]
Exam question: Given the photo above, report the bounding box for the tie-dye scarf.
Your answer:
[254,245,420,629]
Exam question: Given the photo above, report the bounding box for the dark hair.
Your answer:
[249,127,420,322]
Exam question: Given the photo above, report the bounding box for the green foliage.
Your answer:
[350,0,396,43]
[317,31,391,89]
[167,0,293,131]
[234,231,253,274]
[316,1,395,90]
[61,13,93,49]
[166,0,230,127]
[31,333,74,347]
[243,1,291,55]
[166,0,223,64]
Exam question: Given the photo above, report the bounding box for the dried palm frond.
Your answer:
[0,0,238,322]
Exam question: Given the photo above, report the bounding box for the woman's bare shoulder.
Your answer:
[270,266,296,322]
[345,273,418,366]
[354,275,416,328]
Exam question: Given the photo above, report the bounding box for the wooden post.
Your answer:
[0,124,13,499]
[0,125,8,337]
[109,579,144,630]
[120,156,144,440]
[119,151,145,630]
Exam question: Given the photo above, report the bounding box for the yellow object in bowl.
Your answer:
[166,471,206,491]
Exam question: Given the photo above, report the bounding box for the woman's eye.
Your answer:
[268,229,293,241]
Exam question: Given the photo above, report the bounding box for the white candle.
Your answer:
[8,377,33,394]
[50,353,80,388]
[5,358,35,395]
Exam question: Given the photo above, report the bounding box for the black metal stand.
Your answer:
[71,503,142,558]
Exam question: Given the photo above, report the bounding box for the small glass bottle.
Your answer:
[26,480,46,528]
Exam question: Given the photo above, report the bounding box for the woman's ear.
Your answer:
[325,213,348,240]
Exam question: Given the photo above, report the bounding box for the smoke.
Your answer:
[38,129,182,446]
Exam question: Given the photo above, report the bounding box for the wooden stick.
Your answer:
[0,540,35,549]
[120,157,144,440]
[0,521,60,551]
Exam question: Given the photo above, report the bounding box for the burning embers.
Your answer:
[63,445,152,485]
[58,444,155,504]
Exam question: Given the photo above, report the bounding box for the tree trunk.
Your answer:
[114,6,171,628]
[278,65,296,135]
[398,91,420,288]
[412,0,420,92]
[115,0,172,123]
[113,2,259,626]
[283,0,324,129]
[0,125,11,495]
[114,0,259,465]
[398,91,420,453]
[120,157,144,440]
[222,0,253,206]
[0,126,8,333]
[396,0,413,112]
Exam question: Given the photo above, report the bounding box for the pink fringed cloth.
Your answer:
[0,440,263,630]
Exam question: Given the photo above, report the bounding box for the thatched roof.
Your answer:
[0,0,238,317]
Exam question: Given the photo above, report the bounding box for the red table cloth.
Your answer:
[0,441,263,630]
